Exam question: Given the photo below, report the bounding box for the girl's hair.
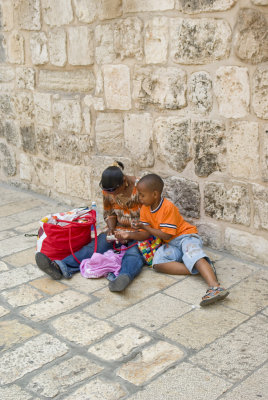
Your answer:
[100,161,124,190]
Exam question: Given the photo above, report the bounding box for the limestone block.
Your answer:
[103,64,131,110]
[65,379,127,400]
[189,71,212,114]
[73,0,98,23]
[252,66,268,119]
[0,94,14,117]
[84,95,105,111]
[225,228,268,265]
[65,166,91,200]
[123,0,174,12]
[154,117,191,172]
[34,92,52,127]
[253,184,268,231]
[124,113,154,167]
[0,142,16,176]
[196,222,222,250]
[214,66,249,118]
[0,385,34,400]
[15,0,40,30]
[251,0,268,3]
[114,17,143,60]
[53,162,66,193]
[53,132,90,165]
[95,24,115,64]
[68,26,94,66]
[32,157,53,187]
[48,28,66,67]
[133,66,187,110]
[176,0,237,13]
[52,99,82,134]
[99,0,122,20]
[41,0,73,26]
[145,17,168,64]
[20,124,37,154]
[0,0,14,31]
[5,119,19,146]
[163,176,200,218]
[234,8,268,64]
[14,92,34,122]
[193,119,226,177]
[20,153,32,181]
[262,125,268,181]
[0,65,15,91]
[204,182,251,226]
[38,69,95,92]
[8,31,24,64]
[36,126,52,157]
[82,106,91,137]
[95,112,124,155]
[30,32,48,65]
[16,67,35,90]
[0,33,6,62]
[227,121,259,179]
[170,18,231,64]
[95,66,103,95]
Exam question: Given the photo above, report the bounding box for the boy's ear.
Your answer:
[153,190,159,199]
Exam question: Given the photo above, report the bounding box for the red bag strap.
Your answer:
[68,223,98,264]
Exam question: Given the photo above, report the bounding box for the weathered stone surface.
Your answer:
[20,125,36,153]
[84,95,105,111]
[193,119,226,177]
[252,184,268,231]
[95,24,115,64]
[16,67,35,90]
[0,385,34,400]
[36,126,52,157]
[251,0,268,3]
[103,64,131,110]
[145,17,168,64]
[30,277,67,295]
[114,17,143,60]
[262,125,268,181]
[252,66,268,119]
[204,182,251,226]
[176,0,237,13]
[41,0,73,26]
[196,222,222,250]
[170,18,231,64]
[73,0,98,23]
[52,99,82,134]
[214,66,250,118]
[30,32,48,65]
[48,28,66,67]
[0,305,9,317]
[53,132,90,165]
[34,92,52,127]
[0,334,68,385]
[5,119,19,146]
[123,0,174,12]
[133,66,187,110]
[124,113,154,167]
[95,112,124,155]
[15,0,41,30]
[227,121,259,179]
[32,157,53,187]
[0,142,16,176]
[99,0,122,20]
[225,227,268,265]
[2,285,43,307]
[0,0,14,31]
[53,162,66,193]
[189,71,212,114]
[8,31,24,64]
[117,341,184,385]
[0,33,6,62]
[38,69,95,92]
[164,176,200,218]
[68,26,94,65]
[0,94,14,116]
[64,378,127,400]
[20,153,33,181]
[154,117,191,172]
[65,165,91,199]
[234,8,268,64]
[27,356,103,398]
[14,92,34,121]
[0,65,15,89]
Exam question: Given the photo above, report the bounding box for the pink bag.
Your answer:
[80,247,126,279]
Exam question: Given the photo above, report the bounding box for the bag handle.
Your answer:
[68,223,98,264]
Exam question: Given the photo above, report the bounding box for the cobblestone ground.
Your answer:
[0,183,267,400]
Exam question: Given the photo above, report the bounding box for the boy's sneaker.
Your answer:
[200,286,229,307]
[35,252,63,280]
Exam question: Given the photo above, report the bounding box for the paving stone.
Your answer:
[2,247,36,267]
[0,230,16,241]
[30,277,68,295]
[51,311,114,346]
[89,327,152,361]
[0,305,10,317]
[64,378,127,400]
[2,284,43,307]
[190,314,268,382]
[129,362,231,400]
[27,355,103,398]
[262,306,268,317]
[0,199,42,218]
[117,341,184,385]
[0,333,68,385]
[0,320,38,351]
[0,260,8,271]
[63,272,107,294]
[110,293,191,331]
[0,385,36,400]
[21,290,90,322]
[213,258,255,288]
[84,268,176,318]
[0,264,43,291]
[158,305,248,350]
[0,205,54,232]
[164,276,209,306]
[14,221,39,234]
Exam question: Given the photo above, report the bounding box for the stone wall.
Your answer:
[0,0,267,266]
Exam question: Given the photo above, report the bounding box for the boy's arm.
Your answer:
[115,229,150,242]
[138,224,172,241]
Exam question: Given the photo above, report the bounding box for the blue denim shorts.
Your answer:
[152,234,210,274]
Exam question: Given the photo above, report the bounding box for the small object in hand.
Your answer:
[107,234,117,241]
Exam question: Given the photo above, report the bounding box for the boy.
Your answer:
[117,174,229,306]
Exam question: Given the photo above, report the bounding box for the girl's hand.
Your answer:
[114,230,129,243]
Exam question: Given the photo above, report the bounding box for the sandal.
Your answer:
[200,286,229,307]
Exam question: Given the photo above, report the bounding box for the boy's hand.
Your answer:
[131,221,147,230]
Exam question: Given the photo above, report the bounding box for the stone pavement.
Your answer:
[0,183,267,400]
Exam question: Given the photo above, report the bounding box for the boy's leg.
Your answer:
[194,258,219,287]
[152,240,190,275]
[153,261,190,275]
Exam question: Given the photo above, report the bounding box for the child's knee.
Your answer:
[152,263,161,272]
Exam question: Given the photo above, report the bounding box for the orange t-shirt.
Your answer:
[139,197,198,243]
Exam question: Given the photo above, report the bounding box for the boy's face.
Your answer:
[137,182,159,207]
